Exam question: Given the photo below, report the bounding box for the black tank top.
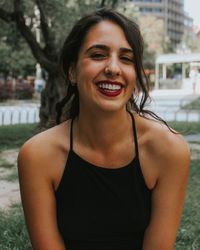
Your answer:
[55,112,151,250]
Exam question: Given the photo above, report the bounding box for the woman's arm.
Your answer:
[142,133,190,250]
[18,135,66,250]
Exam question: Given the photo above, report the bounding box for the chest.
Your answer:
[74,141,136,170]
[55,152,151,242]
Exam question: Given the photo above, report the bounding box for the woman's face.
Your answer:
[72,20,136,113]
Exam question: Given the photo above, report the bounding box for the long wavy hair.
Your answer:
[56,8,169,128]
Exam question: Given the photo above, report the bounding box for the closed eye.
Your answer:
[120,56,134,63]
[90,53,107,60]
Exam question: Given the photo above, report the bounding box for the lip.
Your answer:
[98,88,123,97]
[96,80,124,97]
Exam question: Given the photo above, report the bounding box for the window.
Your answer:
[154,8,162,12]
[142,7,153,12]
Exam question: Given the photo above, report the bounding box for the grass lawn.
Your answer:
[0,124,40,151]
[175,160,200,249]
[0,160,199,249]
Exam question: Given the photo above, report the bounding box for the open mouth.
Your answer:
[96,82,124,97]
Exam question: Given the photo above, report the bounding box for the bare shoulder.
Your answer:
[135,114,190,187]
[18,120,71,188]
[137,114,190,161]
[18,120,70,161]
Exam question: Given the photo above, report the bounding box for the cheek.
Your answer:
[76,59,105,82]
[126,67,136,83]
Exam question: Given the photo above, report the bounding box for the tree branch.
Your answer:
[13,0,57,72]
[99,0,118,9]
[100,0,106,8]
[111,0,118,9]
[35,0,55,55]
[0,8,15,22]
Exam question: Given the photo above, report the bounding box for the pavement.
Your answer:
[148,89,200,122]
[184,134,200,142]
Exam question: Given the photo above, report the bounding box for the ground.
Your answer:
[0,149,20,209]
[0,142,199,210]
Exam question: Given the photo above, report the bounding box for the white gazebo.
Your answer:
[155,53,200,89]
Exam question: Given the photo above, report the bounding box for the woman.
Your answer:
[18,8,190,250]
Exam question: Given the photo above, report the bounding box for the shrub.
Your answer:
[15,80,34,100]
[0,80,14,101]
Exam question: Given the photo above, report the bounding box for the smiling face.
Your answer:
[71,20,136,113]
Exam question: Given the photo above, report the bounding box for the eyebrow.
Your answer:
[85,44,133,54]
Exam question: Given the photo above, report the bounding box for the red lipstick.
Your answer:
[96,80,124,97]
[98,88,122,97]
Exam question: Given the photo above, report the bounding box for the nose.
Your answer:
[104,56,121,77]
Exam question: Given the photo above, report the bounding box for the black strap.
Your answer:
[70,118,74,151]
[128,111,139,158]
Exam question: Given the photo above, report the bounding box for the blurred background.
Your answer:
[0,1,199,249]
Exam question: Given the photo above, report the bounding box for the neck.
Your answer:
[75,107,132,151]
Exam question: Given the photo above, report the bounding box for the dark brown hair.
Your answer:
[56,8,170,129]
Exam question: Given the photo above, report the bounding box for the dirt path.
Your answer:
[0,143,199,210]
[0,149,20,210]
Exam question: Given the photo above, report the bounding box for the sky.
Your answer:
[184,0,200,28]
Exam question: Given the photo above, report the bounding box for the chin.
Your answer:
[96,100,126,113]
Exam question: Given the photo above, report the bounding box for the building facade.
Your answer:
[125,0,192,48]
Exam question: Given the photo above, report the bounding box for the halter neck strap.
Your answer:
[128,111,139,158]
[70,118,74,151]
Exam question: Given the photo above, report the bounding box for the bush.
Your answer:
[15,81,34,100]
[0,80,14,101]
[0,78,34,101]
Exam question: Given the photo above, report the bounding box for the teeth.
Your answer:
[98,83,121,90]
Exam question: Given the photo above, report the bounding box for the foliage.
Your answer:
[0,0,119,61]
[181,32,200,53]
[0,79,34,101]
[143,42,156,70]
[139,15,172,69]
[116,1,139,20]
[0,19,36,77]
[15,81,34,100]
[0,80,13,101]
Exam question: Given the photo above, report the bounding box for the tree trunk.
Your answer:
[39,71,67,128]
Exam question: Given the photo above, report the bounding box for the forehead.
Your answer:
[81,20,131,50]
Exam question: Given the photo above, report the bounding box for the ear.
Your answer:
[69,65,77,84]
